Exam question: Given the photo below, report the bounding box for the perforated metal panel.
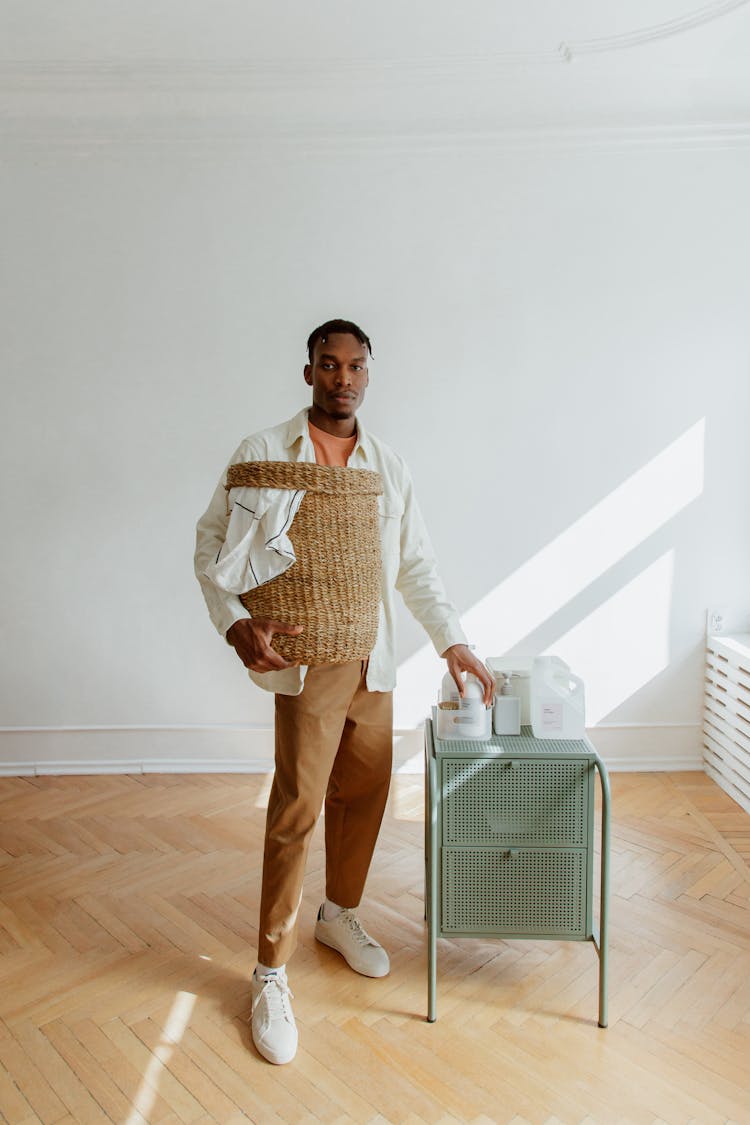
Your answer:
[442,758,587,846]
[441,847,586,936]
[425,716,610,1026]
[434,725,593,757]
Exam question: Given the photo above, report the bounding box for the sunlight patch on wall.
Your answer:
[395,421,704,728]
[548,551,675,725]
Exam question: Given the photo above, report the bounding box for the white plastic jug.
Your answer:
[437,671,491,740]
[530,656,586,740]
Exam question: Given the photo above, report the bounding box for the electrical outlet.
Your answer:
[707,608,726,634]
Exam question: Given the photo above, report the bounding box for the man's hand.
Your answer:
[441,644,495,706]
[226,618,304,673]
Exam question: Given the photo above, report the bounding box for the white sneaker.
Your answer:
[251,967,298,1065]
[314,905,390,978]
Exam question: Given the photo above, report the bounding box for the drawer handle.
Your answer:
[503,760,517,771]
[506,848,520,859]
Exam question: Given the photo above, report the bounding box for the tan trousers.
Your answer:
[257,660,393,967]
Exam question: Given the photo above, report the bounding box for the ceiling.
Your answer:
[2,1,749,141]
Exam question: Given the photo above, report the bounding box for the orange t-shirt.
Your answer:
[308,420,357,467]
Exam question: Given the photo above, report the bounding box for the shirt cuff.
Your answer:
[218,604,252,642]
[429,618,468,658]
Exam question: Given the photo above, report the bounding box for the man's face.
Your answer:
[304,333,369,422]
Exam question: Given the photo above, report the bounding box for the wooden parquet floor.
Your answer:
[0,770,749,1125]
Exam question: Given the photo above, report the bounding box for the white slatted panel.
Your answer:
[704,634,750,814]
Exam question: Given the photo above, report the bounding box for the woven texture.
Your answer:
[225,461,384,665]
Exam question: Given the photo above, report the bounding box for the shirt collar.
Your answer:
[283,409,313,450]
[284,407,373,465]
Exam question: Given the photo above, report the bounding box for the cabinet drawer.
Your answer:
[441,846,587,937]
[441,758,589,847]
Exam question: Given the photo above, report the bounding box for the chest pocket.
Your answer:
[377,495,403,582]
[377,496,404,523]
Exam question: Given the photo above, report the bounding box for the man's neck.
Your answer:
[308,406,357,439]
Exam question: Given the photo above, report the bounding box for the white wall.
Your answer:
[2,132,749,771]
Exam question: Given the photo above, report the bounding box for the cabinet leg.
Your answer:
[595,753,611,1029]
[426,728,439,1021]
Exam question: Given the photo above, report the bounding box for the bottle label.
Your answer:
[540,702,564,730]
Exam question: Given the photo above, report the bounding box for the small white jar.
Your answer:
[437,672,491,740]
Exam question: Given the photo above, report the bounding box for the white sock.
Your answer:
[255,961,284,979]
[323,899,343,921]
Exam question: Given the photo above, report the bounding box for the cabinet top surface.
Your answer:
[426,714,598,761]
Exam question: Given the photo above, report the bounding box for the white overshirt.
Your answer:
[204,485,305,594]
[194,408,467,695]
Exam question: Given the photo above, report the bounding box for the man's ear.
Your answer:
[303,364,313,386]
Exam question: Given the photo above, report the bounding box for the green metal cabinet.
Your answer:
[425,714,611,1027]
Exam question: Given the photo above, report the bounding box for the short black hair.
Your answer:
[306,318,373,362]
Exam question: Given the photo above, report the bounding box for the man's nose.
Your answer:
[335,369,352,386]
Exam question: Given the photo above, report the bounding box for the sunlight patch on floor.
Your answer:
[125,990,196,1124]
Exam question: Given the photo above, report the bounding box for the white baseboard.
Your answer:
[582,723,703,772]
[393,723,703,774]
[0,722,703,776]
[0,725,276,776]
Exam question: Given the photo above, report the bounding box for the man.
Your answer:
[194,318,494,1065]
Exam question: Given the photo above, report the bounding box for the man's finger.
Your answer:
[450,669,465,696]
[266,620,304,636]
[261,656,293,671]
[253,648,293,672]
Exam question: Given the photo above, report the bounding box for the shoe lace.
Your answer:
[339,909,376,946]
[259,974,294,1023]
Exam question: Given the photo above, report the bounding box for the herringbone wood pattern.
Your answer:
[0,770,748,1125]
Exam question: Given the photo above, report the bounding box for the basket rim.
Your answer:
[225,460,384,496]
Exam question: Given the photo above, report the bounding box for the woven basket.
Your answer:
[225,461,384,665]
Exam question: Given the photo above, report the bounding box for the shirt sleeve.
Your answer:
[194,441,254,639]
[394,461,468,656]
